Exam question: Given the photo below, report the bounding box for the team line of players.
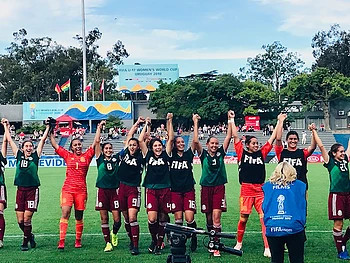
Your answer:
[0,112,344,259]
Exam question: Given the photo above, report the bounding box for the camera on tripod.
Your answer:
[43,117,57,134]
[165,223,242,263]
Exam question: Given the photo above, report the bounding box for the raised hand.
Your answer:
[166,113,173,120]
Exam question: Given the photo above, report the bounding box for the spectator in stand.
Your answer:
[302,131,307,145]
[248,126,254,132]
[203,124,208,134]
[269,124,274,135]
[320,123,325,132]
[242,125,247,132]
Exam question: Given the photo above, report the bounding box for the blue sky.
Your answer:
[0,0,349,76]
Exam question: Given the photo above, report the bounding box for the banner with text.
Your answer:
[23,101,132,121]
[118,64,179,93]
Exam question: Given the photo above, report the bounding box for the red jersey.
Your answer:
[56,146,95,193]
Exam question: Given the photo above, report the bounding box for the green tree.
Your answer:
[105,115,123,130]
[312,24,350,76]
[285,67,350,130]
[235,80,279,115]
[149,74,243,123]
[240,41,305,102]
[0,28,129,104]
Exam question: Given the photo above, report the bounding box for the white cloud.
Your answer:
[255,0,350,36]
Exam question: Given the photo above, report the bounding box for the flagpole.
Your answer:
[92,80,95,101]
[58,92,60,102]
[82,0,87,102]
[69,79,72,101]
[103,88,105,101]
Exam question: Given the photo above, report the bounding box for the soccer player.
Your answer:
[232,113,286,257]
[0,119,8,248]
[117,117,145,255]
[311,126,350,260]
[139,117,171,255]
[197,110,234,257]
[263,161,307,263]
[50,122,100,250]
[167,113,200,252]
[4,118,50,251]
[275,123,316,189]
[94,120,123,252]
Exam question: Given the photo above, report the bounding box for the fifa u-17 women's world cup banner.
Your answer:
[118,64,179,93]
[23,101,132,121]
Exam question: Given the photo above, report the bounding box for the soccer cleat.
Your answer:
[264,247,271,258]
[57,240,65,250]
[21,244,29,251]
[131,247,140,255]
[234,242,242,250]
[29,234,36,248]
[148,241,156,253]
[110,230,118,247]
[75,239,82,248]
[153,246,162,255]
[213,250,221,257]
[338,250,350,260]
[190,234,197,252]
[129,241,134,251]
[104,242,113,252]
[0,240,3,249]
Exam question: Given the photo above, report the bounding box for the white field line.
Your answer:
[4,230,332,239]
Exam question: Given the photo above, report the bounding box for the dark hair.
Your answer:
[128,137,140,147]
[245,135,257,146]
[206,136,218,144]
[173,136,183,150]
[149,138,163,150]
[101,142,113,151]
[69,138,82,151]
[286,131,299,140]
[21,139,33,148]
[329,143,344,158]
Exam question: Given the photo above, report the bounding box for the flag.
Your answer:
[84,82,92,92]
[61,79,70,92]
[99,79,104,94]
[54,83,62,93]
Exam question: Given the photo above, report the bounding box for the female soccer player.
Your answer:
[167,113,200,252]
[311,126,350,260]
[94,120,123,253]
[117,117,145,255]
[232,113,286,257]
[50,121,101,250]
[263,161,307,263]
[275,124,316,188]
[139,117,171,255]
[0,120,8,248]
[5,118,49,251]
[197,110,234,257]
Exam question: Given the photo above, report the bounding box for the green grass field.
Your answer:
[0,164,338,262]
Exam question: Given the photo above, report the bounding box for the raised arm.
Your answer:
[94,120,106,158]
[125,116,144,148]
[191,113,203,155]
[49,132,59,150]
[275,114,286,147]
[36,125,50,157]
[166,113,174,155]
[1,120,8,158]
[138,118,150,156]
[267,113,287,146]
[307,124,317,155]
[2,118,18,156]
[346,138,350,157]
[230,111,240,144]
[222,110,234,152]
[310,124,328,163]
